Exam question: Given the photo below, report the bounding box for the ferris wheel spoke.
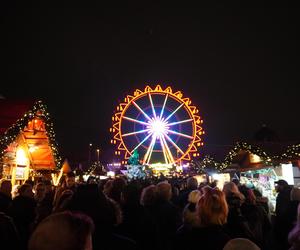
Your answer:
[130,132,153,154]
[143,134,156,164]
[132,101,152,122]
[122,129,151,137]
[123,116,149,126]
[163,133,185,155]
[164,103,184,122]
[167,118,193,126]
[160,136,171,164]
[159,94,168,119]
[146,135,156,164]
[148,93,156,118]
[161,135,175,163]
[166,129,194,139]
[159,135,169,164]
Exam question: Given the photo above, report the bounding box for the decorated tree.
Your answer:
[128,150,140,165]
[126,164,147,180]
[126,150,148,180]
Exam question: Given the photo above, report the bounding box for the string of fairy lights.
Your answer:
[191,155,226,174]
[283,144,300,159]
[0,100,62,169]
[224,142,272,167]
[192,141,300,173]
[1,100,300,175]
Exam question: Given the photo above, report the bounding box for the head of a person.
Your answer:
[187,177,198,190]
[188,190,201,204]
[121,183,140,206]
[65,172,76,188]
[222,182,239,197]
[18,183,34,199]
[140,185,157,206]
[34,182,46,202]
[156,181,172,201]
[0,179,12,197]
[231,178,240,186]
[239,185,256,204]
[68,184,117,229]
[25,179,34,188]
[183,191,202,226]
[103,179,113,196]
[109,177,127,202]
[11,185,20,199]
[291,187,300,203]
[28,211,94,250]
[54,189,74,213]
[223,238,261,250]
[275,179,289,193]
[197,187,228,226]
[43,179,53,193]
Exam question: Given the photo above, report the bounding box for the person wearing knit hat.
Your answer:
[181,190,201,228]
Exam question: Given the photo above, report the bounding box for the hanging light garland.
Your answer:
[201,155,226,172]
[223,141,272,168]
[0,100,62,169]
[282,144,300,159]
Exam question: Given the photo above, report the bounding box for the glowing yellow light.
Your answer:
[250,154,261,163]
[16,148,28,166]
[107,171,115,177]
[29,146,37,153]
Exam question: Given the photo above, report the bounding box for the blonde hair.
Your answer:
[188,190,201,204]
[222,182,245,201]
[197,187,228,226]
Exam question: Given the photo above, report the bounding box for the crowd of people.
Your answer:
[0,172,300,250]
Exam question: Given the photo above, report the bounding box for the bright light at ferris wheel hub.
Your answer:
[148,117,168,136]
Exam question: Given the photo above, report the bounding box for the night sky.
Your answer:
[1,4,299,163]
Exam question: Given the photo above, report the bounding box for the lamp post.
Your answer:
[96,149,100,162]
[88,143,92,166]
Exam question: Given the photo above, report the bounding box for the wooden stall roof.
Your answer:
[0,99,58,170]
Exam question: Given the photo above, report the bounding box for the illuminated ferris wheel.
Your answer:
[110,85,204,165]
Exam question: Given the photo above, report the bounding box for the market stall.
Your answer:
[0,100,61,185]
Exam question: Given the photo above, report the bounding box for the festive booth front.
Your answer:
[222,142,300,211]
[0,100,61,185]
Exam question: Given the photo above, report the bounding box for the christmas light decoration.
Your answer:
[223,142,272,169]
[191,155,226,174]
[110,84,204,165]
[0,100,61,169]
[283,144,300,159]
